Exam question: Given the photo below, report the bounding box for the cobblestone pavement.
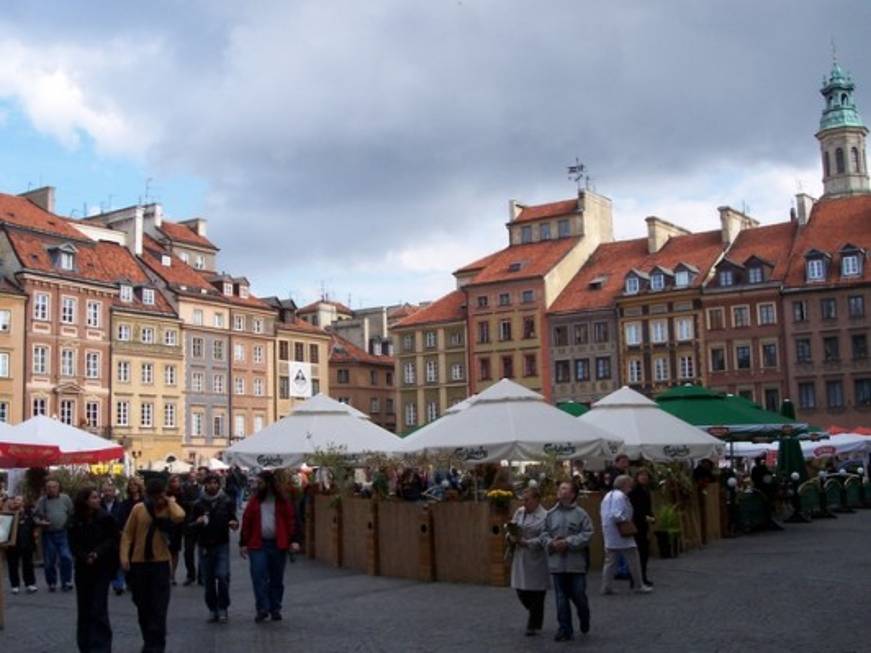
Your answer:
[2,511,870,652]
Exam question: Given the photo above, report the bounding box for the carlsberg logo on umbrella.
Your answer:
[663,445,691,458]
[453,446,487,461]
[543,443,577,456]
[256,454,285,467]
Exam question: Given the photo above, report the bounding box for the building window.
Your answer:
[718,270,734,287]
[141,362,153,385]
[164,329,178,346]
[214,313,225,328]
[842,255,860,276]
[848,295,865,318]
[792,301,807,322]
[707,308,724,330]
[192,372,204,393]
[523,354,536,377]
[627,359,643,384]
[253,318,264,334]
[0,309,9,332]
[233,315,245,331]
[0,353,10,379]
[558,219,570,237]
[142,288,155,305]
[820,298,837,320]
[34,293,50,321]
[234,377,245,395]
[116,401,129,426]
[498,293,511,307]
[117,324,131,341]
[835,147,845,174]
[0,402,7,423]
[674,270,690,288]
[279,376,289,399]
[520,226,532,244]
[625,276,640,294]
[192,412,203,436]
[194,255,205,270]
[498,320,512,342]
[710,346,726,372]
[32,397,47,417]
[85,401,99,428]
[192,309,204,326]
[479,357,491,381]
[650,319,668,344]
[574,358,590,382]
[61,297,76,324]
[735,345,751,370]
[213,340,225,361]
[650,272,664,291]
[61,349,75,376]
[164,403,176,428]
[141,327,155,344]
[501,355,514,379]
[573,324,588,345]
[539,223,551,240]
[85,301,101,328]
[852,334,868,360]
[593,322,609,343]
[425,331,437,348]
[234,343,245,362]
[763,389,779,413]
[223,282,233,296]
[595,357,611,380]
[254,378,264,396]
[385,372,393,386]
[451,363,464,381]
[676,317,693,341]
[85,352,99,379]
[164,364,177,386]
[796,338,812,363]
[192,337,204,358]
[119,285,133,303]
[310,344,320,363]
[624,322,642,346]
[213,373,225,394]
[653,357,669,382]
[254,415,264,433]
[521,290,534,304]
[826,380,845,409]
[823,336,840,362]
[855,379,871,407]
[757,303,776,326]
[522,317,536,339]
[761,343,778,368]
[425,359,438,383]
[404,403,417,427]
[33,345,48,375]
[477,296,489,309]
[370,398,380,414]
[403,363,415,385]
[294,343,304,362]
[253,345,264,363]
[748,267,763,284]
[370,370,378,385]
[555,360,571,383]
[338,369,350,384]
[426,401,439,423]
[401,335,414,352]
[477,321,490,344]
[141,403,153,428]
[117,360,130,383]
[806,258,825,281]
[214,414,225,437]
[732,306,750,328]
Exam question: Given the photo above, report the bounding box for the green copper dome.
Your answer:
[819,62,865,131]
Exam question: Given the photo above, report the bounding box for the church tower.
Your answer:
[816,60,869,196]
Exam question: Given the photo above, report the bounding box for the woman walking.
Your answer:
[119,477,144,528]
[508,486,550,636]
[68,486,120,653]
[4,495,38,594]
[240,471,299,622]
[165,475,185,585]
[628,468,655,586]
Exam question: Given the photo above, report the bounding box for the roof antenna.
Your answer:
[144,177,153,204]
[567,157,589,193]
[831,36,838,66]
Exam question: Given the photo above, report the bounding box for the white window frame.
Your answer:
[141,326,155,344]
[625,276,640,294]
[212,340,224,361]
[223,282,233,296]
[85,351,100,379]
[32,397,47,417]
[117,323,131,341]
[86,301,101,328]
[253,318,264,334]
[234,414,246,438]
[214,313,225,328]
[164,364,177,386]
[426,401,439,423]
[676,317,694,342]
[164,329,178,346]
[0,309,10,332]
[679,354,695,379]
[117,360,130,383]
[34,293,50,321]
[192,309,204,326]
[33,345,49,375]
[60,348,75,377]
[404,402,417,427]
[807,258,825,281]
[748,267,763,284]
[194,254,205,270]
[142,288,155,305]
[253,345,264,364]
[213,373,225,394]
[653,356,669,382]
[732,305,751,328]
[842,254,859,276]
[425,359,438,383]
[234,343,245,362]
[403,362,416,384]
[192,412,203,436]
[61,296,76,324]
[59,251,74,270]
[425,331,437,348]
[674,270,689,288]
[119,285,133,303]
[140,402,153,428]
[0,352,9,378]
[253,415,264,433]
[650,319,668,344]
[116,401,130,427]
[164,402,176,428]
[624,322,642,346]
[234,376,245,395]
[719,270,734,287]
[85,401,99,428]
[0,401,7,423]
[141,362,154,385]
[650,273,664,291]
[450,363,464,381]
[757,303,777,326]
[627,359,643,384]
[192,372,204,393]
[254,378,264,396]
[234,315,245,331]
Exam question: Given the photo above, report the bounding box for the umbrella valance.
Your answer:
[0,419,62,467]
[6,416,123,464]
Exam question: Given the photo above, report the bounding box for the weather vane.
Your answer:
[567,157,591,192]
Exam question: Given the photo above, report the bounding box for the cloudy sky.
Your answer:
[1,1,869,307]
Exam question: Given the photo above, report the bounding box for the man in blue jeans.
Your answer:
[192,474,238,623]
[541,481,594,642]
[34,479,74,592]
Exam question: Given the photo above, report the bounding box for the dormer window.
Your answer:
[508,262,523,273]
[160,255,171,267]
[675,270,689,288]
[748,267,763,284]
[719,270,734,287]
[650,272,664,291]
[625,276,640,294]
[539,224,551,240]
[223,282,233,297]
[558,219,570,238]
[60,251,74,270]
[120,285,133,303]
[842,254,860,276]
[521,226,532,244]
[807,258,825,281]
[194,255,205,270]
[179,252,189,264]
[239,285,250,299]
[142,288,155,306]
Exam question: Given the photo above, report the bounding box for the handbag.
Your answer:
[617,520,638,537]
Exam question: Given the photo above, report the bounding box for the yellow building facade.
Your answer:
[0,282,26,424]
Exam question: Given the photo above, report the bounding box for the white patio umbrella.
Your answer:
[400,379,623,465]
[578,386,725,462]
[223,393,402,468]
[801,434,871,460]
[208,457,230,471]
[7,415,124,464]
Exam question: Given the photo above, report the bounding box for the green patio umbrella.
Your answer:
[780,399,796,420]
[776,436,808,483]
[556,401,589,417]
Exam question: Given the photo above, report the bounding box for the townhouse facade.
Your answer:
[329,332,396,431]
[0,279,27,424]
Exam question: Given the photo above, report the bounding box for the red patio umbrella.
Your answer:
[0,439,62,468]
[827,424,851,434]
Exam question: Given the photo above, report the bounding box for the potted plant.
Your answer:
[654,504,682,558]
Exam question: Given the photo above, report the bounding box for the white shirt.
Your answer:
[601,489,637,549]
[260,497,276,539]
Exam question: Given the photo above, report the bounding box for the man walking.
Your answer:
[180,468,207,585]
[100,480,127,595]
[541,481,594,642]
[192,473,238,623]
[34,478,74,592]
[120,477,185,653]
[601,475,652,595]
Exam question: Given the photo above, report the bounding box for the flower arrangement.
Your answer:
[486,489,515,509]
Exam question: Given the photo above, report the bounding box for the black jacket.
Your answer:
[101,497,125,527]
[11,507,36,552]
[628,485,653,534]
[192,491,237,548]
[68,509,120,575]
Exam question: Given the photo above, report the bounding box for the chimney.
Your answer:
[795,193,815,227]
[179,217,207,237]
[718,206,759,247]
[508,200,523,223]
[19,186,56,213]
[645,216,691,254]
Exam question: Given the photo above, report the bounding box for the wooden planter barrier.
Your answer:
[431,501,491,585]
[304,494,316,559]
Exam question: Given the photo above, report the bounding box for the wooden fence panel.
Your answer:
[431,502,491,584]
[341,498,371,573]
[377,501,421,580]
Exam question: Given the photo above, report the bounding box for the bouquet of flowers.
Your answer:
[486,489,514,509]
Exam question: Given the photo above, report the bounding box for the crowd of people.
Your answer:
[2,466,297,653]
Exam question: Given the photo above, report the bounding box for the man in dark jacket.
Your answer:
[100,480,127,595]
[192,474,238,623]
[180,469,206,585]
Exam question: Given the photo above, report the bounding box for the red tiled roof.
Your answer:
[395,290,466,328]
[719,221,797,281]
[0,276,25,295]
[329,332,394,367]
[280,315,329,336]
[549,238,649,313]
[0,193,88,240]
[157,220,217,250]
[4,229,117,286]
[387,304,419,320]
[633,230,725,287]
[514,198,579,224]
[454,250,502,275]
[459,237,580,286]
[298,299,354,315]
[140,235,216,293]
[95,242,175,315]
[784,195,871,287]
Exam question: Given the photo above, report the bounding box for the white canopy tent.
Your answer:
[800,434,871,460]
[208,457,230,471]
[578,386,724,462]
[399,379,622,465]
[7,415,124,464]
[223,394,402,469]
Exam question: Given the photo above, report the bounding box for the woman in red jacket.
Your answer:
[240,471,299,622]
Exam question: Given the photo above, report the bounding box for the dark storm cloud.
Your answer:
[2,0,870,300]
